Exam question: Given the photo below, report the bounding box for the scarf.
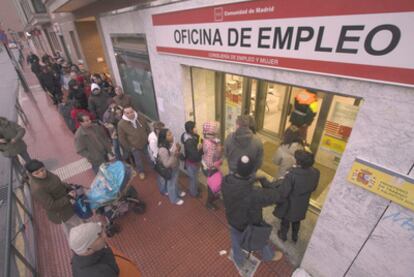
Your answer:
[122,112,141,129]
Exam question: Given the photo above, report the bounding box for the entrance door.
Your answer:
[223,74,246,137]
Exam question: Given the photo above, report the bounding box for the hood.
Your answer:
[281,142,303,156]
[91,83,100,94]
[232,127,253,148]
[203,121,218,136]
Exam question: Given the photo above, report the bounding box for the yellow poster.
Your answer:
[348,158,414,212]
[320,135,347,154]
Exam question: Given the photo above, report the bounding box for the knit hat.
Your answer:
[69,222,102,255]
[25,159,44,173]
[237,155,255,177]
[202,121,218,136]
[91,83,100,92]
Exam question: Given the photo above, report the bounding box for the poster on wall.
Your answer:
[152,0,414,87]
[348,158,414,212]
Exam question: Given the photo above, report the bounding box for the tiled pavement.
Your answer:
[20,66,294,277]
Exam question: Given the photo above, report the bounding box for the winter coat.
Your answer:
[221,174,282,232]
[71,247,119,277]
[88,93,111,120]
[158,146,179,169]
[117,117,150,151]
[181,132,202,163]
[272,166,320,222]
[224,127,263,173]
[0,117,27,157]
[39,71,60,93]
[272,142,304,179]
[75,124,112,166]
[30,171,74,224]
[202,137,222,169]
[113,94,133,109]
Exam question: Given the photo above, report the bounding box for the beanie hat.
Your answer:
[237,155,255,177]
[69,222,102,255]
[25,159,44,173]
[91,83,100,92]
[203,121,218,136]
[185,121,196,133]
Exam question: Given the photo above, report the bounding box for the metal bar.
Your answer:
[4,164,14,277]
[13,190,33,220]
[11,244,37,276]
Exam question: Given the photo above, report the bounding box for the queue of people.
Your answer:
[2,52,322,275]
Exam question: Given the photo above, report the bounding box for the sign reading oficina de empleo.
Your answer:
[348,158,414,212]
[152,0,414,87]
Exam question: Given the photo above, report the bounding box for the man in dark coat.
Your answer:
[26,159,83,237]
[0,116,31,163]
[74,113,113,174]
[221,155,283,269]
[272,150,320,242]
[69,222,119,277]
[39,66,62,105]
[88,83,111,120]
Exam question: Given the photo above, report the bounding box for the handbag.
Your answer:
[207,170,222,194]
[240,221,272,252]
[240,194,272,252]
[153,152,172,180]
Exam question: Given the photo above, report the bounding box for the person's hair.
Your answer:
[158,128,170,149]
[25,159,45,173]
[77,112,90,123]
[184,121,196,134]
[282,126,304,146]
[153,121,165,132]
[123,105,135,112]
[294,150,314,169]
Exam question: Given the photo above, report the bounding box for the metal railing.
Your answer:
[3,159,38,277]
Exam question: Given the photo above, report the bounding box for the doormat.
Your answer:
[228,250,261,277]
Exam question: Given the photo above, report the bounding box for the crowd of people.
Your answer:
[1,52,321,275]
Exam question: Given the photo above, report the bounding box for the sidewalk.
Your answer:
[20,66,294,276]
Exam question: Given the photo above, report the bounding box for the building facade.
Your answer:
[96,1,414,276]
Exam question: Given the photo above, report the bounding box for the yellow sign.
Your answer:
[320,135,346,154]
[348,159,414,212]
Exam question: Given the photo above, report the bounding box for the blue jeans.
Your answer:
[112,138,122,160]
[131,149,145,173]
[166,168,181,204]
[229,226,275,267]
[186,162,199,197]
[157,173,167,195]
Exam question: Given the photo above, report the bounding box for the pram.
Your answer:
[82,161,146,237]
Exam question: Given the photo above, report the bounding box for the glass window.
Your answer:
[224,74,244,136]
[31,0,46,13]
[190,68,216,128]
[69,31,81,60]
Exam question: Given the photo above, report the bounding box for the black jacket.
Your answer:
[71,247,119,277]
[221,174,282,232]
[272,166,320,222]
[181,132,202,162]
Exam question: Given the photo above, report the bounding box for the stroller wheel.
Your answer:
[133,202,146,214]
[106,223,121,237]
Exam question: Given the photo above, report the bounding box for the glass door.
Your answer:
[224,74,245,136]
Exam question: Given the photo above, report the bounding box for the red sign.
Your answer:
[152,0,414,87]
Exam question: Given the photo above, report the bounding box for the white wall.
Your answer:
[99,1,414,276]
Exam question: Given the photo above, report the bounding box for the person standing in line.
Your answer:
[201,121,223,210]
[117,106,150,180]
[158,128,186,205]
[224,115,263,175]
[181,121,203,198]
[88,83,111,121]
[25,159,83,237]
[71,101,95,130]
[0,116,31,164]
[102,100,123,160]
[147,121,166,194]
[272,150,320,242]
[74,113,114,174]
[272,126,304,179]
[113,86,133,109]
[221,155,284,269]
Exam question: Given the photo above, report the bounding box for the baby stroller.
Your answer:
[83,161,146,237]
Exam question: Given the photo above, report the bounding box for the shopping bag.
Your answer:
[207,170,222,193]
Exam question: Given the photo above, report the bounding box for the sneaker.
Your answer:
[179,191,186,197]
[176,199,184,205]
[139,173,145,180]
[272,251,283,261]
